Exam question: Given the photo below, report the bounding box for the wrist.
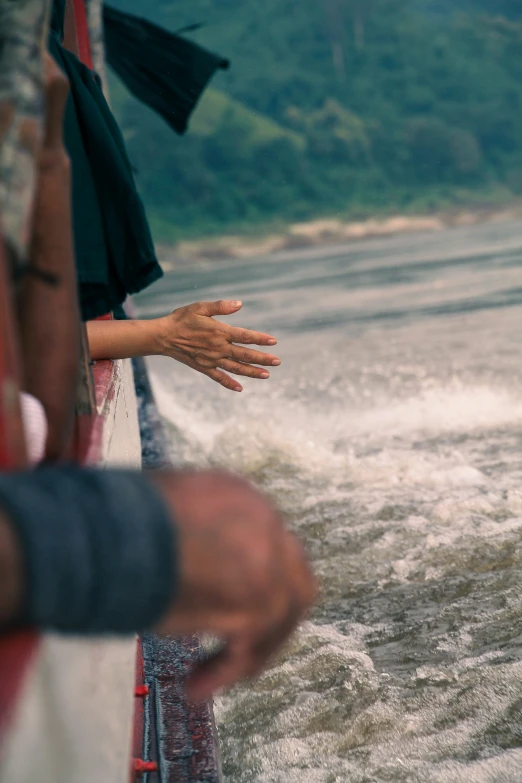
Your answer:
[147,316,171,357]
[126,318,167,357]
[0,467,177,634]
[38,148,71,177]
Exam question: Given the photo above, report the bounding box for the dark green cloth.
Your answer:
[48,0,229,319]
[103,5,229,135]
[50,0,66,40]
[49,15,163,320]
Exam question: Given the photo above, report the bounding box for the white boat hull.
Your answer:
[0,358,141,783]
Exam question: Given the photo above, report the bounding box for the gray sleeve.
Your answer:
[0,465,177,634]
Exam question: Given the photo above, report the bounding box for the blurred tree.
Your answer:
[290,99,371,165]
[107,0,522,238]
[405,117,482,182]
[322,0,348,79]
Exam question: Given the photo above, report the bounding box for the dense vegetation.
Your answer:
[109,0,522,240]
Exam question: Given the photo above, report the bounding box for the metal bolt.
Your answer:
[133,759,158,776]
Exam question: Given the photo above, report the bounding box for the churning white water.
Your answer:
[136,219,522,782]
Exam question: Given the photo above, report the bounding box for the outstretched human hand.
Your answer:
[156,299,281,392]
[151,470,317,700]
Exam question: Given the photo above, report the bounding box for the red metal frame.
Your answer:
[132,642,158,780]
[64,0,93,70]
[71,0,93,69]
[63,1,108,466]
[64,6,147,776]
[0,234,39,742]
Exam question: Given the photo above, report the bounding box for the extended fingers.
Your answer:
[206,367,243,393]
[196,299,243,317]
[183,515,317,701]
[229,327,277,347]
[219,359,271,380]
[186,642,258,702]
[230,346,281,367]
[186,564,314,701]
[282,531,319,613]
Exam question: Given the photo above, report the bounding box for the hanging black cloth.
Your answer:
[51,0,66,40]
[103,4,229,135]
[49,13,162,320]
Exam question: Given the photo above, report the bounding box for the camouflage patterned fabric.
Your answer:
[0,0,50,268]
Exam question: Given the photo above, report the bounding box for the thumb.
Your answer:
[199,300,243,317]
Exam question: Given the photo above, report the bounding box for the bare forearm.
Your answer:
[87,318,163,360]
[88,300,282,397]
[18,151,80,461]
[17,59,80,461]
[0,509,23,627]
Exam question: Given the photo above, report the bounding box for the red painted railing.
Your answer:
[63,4,147,777]
[71,0,93,69]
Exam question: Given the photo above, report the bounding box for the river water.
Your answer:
[136,220,522,783]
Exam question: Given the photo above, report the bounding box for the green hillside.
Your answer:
[189,90,305,149]
[108,0,522,240]
[110,77,303,148]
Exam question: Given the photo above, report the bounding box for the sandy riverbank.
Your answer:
[157,203,522,268]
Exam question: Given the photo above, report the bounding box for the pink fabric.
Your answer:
[20,393,47,465]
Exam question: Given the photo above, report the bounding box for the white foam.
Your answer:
[142,227,522,783]
[150,369,520,497]
[346,385,522,440]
